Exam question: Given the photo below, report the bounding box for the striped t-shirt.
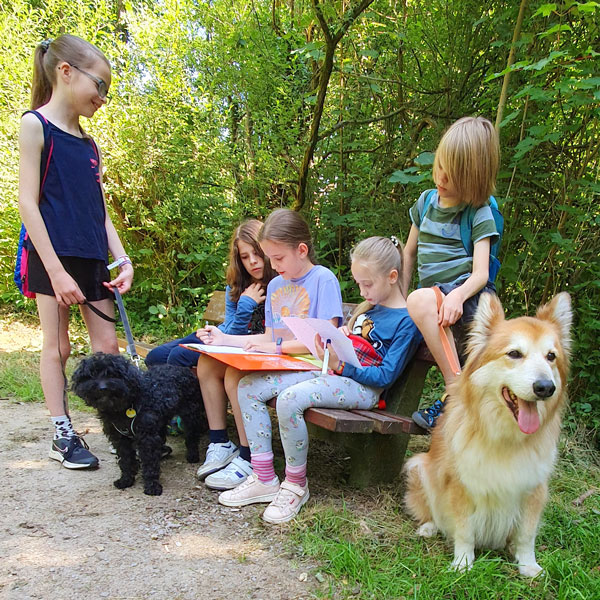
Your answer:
[409,190,498,288]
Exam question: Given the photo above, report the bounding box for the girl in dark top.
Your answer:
[18,35,133,469]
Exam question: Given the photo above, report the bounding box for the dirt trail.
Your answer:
[0,316,317,600]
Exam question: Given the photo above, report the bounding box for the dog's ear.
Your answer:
[536,292,572,355]
[466,292,505,357]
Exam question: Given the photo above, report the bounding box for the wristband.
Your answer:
[335,361,345,375]
[108,255,132,270]
[276,337,283,355]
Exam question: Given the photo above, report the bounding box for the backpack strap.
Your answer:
[418,189,437,224]
[459,196,500,257]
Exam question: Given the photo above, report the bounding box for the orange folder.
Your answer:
[180,344,317,371]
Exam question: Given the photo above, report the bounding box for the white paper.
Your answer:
[282,317,362,368]
[182,343,268,356]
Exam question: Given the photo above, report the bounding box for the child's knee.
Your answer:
[42,339,71,360]
[407,288,437,320]
[276,388,303,420]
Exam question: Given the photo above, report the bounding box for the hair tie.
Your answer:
[40,39,53,53]
[390,235,400,248]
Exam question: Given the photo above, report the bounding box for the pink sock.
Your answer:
[251,451,276,483]
[285,463,307,488]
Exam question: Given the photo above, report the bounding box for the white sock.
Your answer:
[52,415,75,440]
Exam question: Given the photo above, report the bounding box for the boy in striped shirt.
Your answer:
[401,116,500,430]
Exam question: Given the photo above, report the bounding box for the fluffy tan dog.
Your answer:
[404,292,572,576]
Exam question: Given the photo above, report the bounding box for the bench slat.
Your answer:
[305,408,375,433]
[373,411,428,435]
[266,398,375,433]
[117,339,155,358]
[351,410,408,435]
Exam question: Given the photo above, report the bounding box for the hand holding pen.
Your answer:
[315,335,341,374]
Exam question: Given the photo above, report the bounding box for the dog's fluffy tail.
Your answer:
[403,454,432,526]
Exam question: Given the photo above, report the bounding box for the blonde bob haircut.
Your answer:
[433,116,500,208]
[347,236,404,330]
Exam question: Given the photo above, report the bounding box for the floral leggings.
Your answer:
[238,371,381,466]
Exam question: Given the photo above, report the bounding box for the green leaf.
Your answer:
[414,151,435,166]
[538,23,572,38]
[532,3,557,17]
[389,168,428,184]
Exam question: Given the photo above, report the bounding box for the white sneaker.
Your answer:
[218,473,280,507]
[196,441,239,480]
[262,480,310,524]
[205,456,253,490]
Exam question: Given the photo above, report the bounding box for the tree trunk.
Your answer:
[495,0,528,131]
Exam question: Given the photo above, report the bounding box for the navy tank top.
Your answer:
[24,111,108,261]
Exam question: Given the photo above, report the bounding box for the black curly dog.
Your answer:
[71,353,207,495]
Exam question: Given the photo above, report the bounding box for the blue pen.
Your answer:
[321,338,331,376]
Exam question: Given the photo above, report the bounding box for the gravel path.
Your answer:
[0,315,318,600]
[0,400,317,600]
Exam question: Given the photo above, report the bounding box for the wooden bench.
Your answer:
[120,291,435,488]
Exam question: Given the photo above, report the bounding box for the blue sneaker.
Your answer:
[412,393,449,431]
[49,436,99,469]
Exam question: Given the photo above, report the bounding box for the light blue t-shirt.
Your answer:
[265,265,343,341]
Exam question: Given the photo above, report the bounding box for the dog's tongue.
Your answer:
[517,398,540,434]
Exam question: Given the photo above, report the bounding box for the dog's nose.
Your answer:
[97,380,109,391]
[533,379,555,399]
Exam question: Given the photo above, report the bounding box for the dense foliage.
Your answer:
[0,0,598,422]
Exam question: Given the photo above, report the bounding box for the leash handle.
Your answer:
[433,286,462,377]
[113,288,140,366]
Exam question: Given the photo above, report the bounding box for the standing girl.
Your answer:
[196,208,344,491]
[216,237,422,524]
[18,35,133,469]
[402,116,500,431]
[145,220,276,480]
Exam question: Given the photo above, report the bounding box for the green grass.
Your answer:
[291,438,600,600]
[0,349,93,412]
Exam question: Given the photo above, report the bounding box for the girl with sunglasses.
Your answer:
[18,35,132,469]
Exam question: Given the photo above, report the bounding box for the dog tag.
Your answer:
[126,408,137,418]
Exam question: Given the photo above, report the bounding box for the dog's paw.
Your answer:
[144,482,163,496]
[185,450,200,463]
[451,551,474,572]
[114,477,135,489]
[518,563,544,578]
[417,522,438,538]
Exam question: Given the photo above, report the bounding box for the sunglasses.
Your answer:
[71,64,110,100]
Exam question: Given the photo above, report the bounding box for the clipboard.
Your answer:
[180,343,318,371]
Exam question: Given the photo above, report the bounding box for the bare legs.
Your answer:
[406,287,460,386]
[36,295,117,417]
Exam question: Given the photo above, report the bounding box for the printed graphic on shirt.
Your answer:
[352,313,382,350]
[270,284,311,327]
[90,157,100,183]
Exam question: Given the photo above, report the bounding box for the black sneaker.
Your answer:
[412,393,449,431]
[49,436,99,469]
